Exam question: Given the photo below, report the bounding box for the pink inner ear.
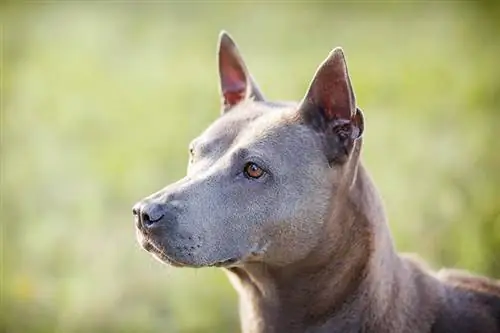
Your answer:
[324,105,350,121]
[224,90,246,107]
[315,74,352,121]
[221,66,247,106]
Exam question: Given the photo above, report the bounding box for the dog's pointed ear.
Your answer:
[217,31,264,113]
[299,47,364,162]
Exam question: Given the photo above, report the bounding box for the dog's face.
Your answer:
[133,32,364,268]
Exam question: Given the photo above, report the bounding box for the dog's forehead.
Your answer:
[196,100,297,148]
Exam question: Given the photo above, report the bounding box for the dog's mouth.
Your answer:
[145,242,240,268]
[141,238,187,268]
[210,244,268,268]
[141,240,262,269]
[210,258,242,268]
[137,232,243,268]
[136,225,268,269]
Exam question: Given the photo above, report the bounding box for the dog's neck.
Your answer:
[226,153,410,333]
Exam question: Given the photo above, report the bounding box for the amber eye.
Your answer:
[244,162,265,179]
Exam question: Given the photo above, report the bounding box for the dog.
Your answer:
[133,31,500,333]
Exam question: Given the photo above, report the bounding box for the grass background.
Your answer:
[1,2,500,333]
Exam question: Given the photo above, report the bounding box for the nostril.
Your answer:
[141,203,165,227]
[141,211,152,224]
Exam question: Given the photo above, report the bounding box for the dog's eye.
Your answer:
[244,162,265,179]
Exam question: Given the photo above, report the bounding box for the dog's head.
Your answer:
[133,31,364,268]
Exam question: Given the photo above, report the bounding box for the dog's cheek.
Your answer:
[265,190,330,264]
[252,216,320,265]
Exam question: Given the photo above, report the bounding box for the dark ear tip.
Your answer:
[332,46,345,55]
[329,47,346,63]
[218,30,235,48]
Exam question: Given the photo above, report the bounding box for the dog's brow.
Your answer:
[188,139,199,149]
[190,138,212,153]
[234,147,250,161]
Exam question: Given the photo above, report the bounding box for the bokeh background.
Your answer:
[2,2,500,333]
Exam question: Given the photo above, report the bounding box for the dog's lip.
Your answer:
[210,258,241,268]
[137,228,269,269]
[209,243,269,268]
[136,227,190,268]
[141,239,186,267]
[135,216,146,233]
[146,241,241,268]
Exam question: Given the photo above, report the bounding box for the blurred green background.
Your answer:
[1,2,499,333]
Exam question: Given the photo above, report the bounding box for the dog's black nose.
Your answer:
[133,202,166,228]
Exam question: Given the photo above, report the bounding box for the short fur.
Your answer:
[133,31,500,333]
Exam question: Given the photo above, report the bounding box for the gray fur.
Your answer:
[133,31,500,333]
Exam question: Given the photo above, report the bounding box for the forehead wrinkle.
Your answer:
[198,100,294,152]
[199,102,265,146]
[234,107,298,146]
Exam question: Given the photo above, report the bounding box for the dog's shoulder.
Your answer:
[437,268,500,297]
[430,269,500,333]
